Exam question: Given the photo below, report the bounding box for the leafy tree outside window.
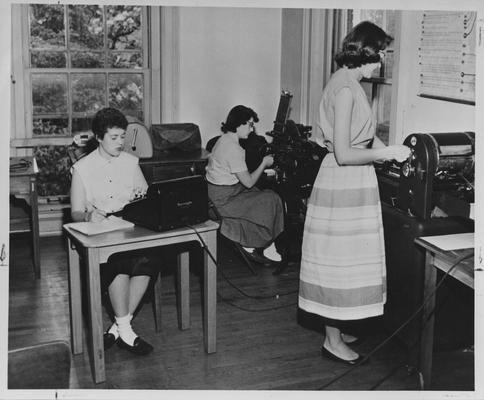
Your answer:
[29,4,147,137]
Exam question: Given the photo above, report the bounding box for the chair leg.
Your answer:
[153,272,162,332]
[209,199,257,275]
[233,242,258,276]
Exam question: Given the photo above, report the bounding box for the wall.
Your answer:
[178,7,282,145]
[393,11,475,143]
[281,9,304,123]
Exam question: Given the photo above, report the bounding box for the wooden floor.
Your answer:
[8,233,475,392]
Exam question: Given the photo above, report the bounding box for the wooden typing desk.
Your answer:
[9,156,40,279]
[63,220,219,383]
[415,234,474,390]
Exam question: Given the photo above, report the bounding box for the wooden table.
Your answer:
[10,156,40,279]
[63,219,219,383]
[415,235,474,390]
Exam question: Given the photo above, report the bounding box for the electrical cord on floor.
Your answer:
[316,250,473,390]
[368,286,452,390]
[216,292,297,312]
[185,224,299,309]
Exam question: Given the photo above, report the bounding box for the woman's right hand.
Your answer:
[386,145,411,163]
[262,155,274,168]
[86,208,107,222]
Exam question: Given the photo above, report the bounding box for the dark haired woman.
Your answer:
[70,107,158,356]
[205,105,284,264]
[298,21,411,364]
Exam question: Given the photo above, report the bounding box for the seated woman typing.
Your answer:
[70,107,159,356]
[205,105,284,264]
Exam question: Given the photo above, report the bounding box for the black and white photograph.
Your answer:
[1,0,482,399]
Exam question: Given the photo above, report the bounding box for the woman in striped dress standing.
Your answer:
[298,21,411,364]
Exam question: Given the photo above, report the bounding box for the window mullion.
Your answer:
[104,5,109,108]
[65,5,73,136]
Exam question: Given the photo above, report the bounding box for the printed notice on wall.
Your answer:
[418,11,476,104]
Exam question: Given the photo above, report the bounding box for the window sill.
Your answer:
[11,137,73,148]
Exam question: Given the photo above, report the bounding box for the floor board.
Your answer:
[7,233,475,393]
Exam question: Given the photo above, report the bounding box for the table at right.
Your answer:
[414,234,474,390]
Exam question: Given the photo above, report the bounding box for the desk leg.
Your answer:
[30,176,41,279]
[85,248,105,384]
[177,251,190,330]
[154,271,163,332]
[419,251,437,390]
[67,238,83,354]
[202,231,217,354]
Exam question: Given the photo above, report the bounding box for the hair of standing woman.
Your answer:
[334,21,393,68]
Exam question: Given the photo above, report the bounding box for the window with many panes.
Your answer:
[28,4,148,136]
[350,10,397,145]
[17,4,149,196]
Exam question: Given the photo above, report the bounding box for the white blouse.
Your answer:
[71,148,148,213]
[205,133,247,185]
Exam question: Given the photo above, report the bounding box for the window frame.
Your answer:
[12,4,151,147]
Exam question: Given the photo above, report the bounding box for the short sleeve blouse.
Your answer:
[314,67,376,152]
[71,149,148,213]
[205,133,247,185]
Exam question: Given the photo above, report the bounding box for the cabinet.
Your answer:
[139,149,209,183]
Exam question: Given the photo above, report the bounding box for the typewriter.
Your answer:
[122,175,209,232]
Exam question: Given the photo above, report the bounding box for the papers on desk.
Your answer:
[67,216,134,236]
[420,232,474,251]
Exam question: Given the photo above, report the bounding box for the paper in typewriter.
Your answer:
[67,216,134,236]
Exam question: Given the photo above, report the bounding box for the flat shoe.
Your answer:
[320,345,369,365]
[242,248,275,267]
[103,332,118,350]
[117,337,153,356]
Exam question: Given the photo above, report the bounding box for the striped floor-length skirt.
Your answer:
[298,153,386,321]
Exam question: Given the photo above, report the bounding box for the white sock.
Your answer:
[242,247,254,253]
[263,243,281,262]
[115,314,137,346]
[108,314,132,338]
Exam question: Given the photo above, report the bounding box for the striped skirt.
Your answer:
[298,153,386,321]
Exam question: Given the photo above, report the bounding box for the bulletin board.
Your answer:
[418,11,476,105]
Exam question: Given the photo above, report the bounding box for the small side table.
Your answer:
[10,156,40,279]
[415,234,474,390]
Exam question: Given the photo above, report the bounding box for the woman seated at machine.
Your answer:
[205,105,285,264]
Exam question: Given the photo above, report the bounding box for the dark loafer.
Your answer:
[103,332,118,350]
[117,337,153,356]
[321,345,369,365]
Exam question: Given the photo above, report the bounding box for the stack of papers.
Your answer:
[419,232,474,251]
[67,216,134,236]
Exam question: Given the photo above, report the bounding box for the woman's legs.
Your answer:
[108,274,130,317]
[128,275,151,314]
[107,274,152,347]
[324,325,359,361]
[108,274,151,317]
